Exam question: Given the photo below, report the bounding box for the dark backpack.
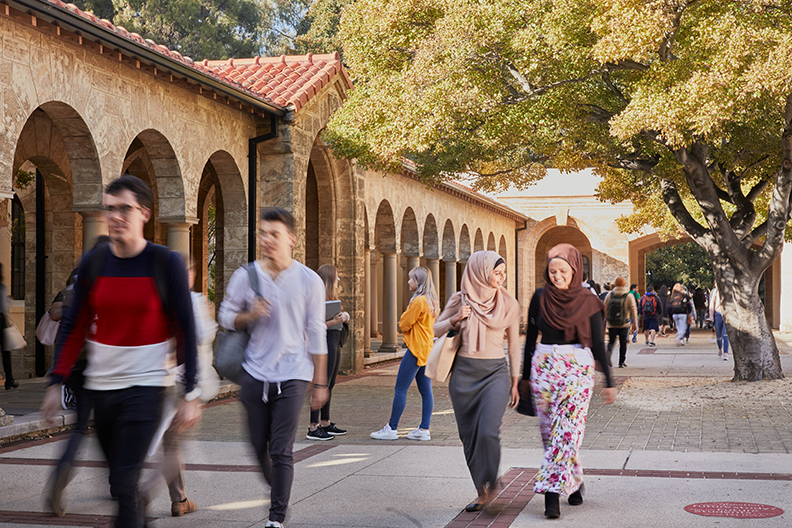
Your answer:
[669,295,688,314]
[642,295,658,317]
[607,294,629,326]
[80,244,173,317]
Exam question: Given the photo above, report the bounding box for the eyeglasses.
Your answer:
[101,204,142,218]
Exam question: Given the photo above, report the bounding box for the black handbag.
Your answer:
[515,378,536,416]
[214,264,260,384]
[339,321,350,348]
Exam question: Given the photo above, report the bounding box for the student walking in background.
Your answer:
[628,284,640,343]
[709,287,729,361]
[371,266,439,441]
[639,286,661,346]
[307,265,350,441]
[1,266,17,391]
[434,251,521,512]
[139,258,219,517]
[668,283,692,346]
[604,277,638,368]
[524,244,616,519]
[657,285,670,337]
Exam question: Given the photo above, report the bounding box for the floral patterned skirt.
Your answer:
[531,343,595,495]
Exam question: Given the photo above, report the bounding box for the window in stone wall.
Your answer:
[582,255,590,280]
[11,195,25,300]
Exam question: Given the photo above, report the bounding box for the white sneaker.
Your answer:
[264,521,283,528]
[370,424,398,440]
[406,428,431,441]
[723,354,729,361]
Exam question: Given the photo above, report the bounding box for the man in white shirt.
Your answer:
[219,208,328,528]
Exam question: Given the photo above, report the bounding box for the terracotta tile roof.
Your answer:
[41,0,351,113]
[199,54,353,112]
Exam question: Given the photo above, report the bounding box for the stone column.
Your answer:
[77,209,108,253]
[380,252,399,354]
[370,251,380,338]
[159,217,199,259]
[406,256,421,273]
[427,258,441,292]
[364,248,373,357]
[445,259,458,303]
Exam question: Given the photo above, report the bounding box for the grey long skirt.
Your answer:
[448,355,510,492]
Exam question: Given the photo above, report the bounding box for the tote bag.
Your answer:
[214,264,260,384]
[36,311,60,346]
[425,330,460,383]
[4,316,26,351]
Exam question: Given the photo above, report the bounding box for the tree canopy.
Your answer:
[72,0,313,60]
[325,0,792,380]
[646,242,714,291]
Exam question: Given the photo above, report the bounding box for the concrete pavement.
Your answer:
[0,328,791,526]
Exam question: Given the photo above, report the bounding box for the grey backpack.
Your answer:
[214,264,260,384]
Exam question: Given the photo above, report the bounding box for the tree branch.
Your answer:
[742,219,768,248]
[757,92,792,268]
[658,0,699,61]
[659,176,708,242]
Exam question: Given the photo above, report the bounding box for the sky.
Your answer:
[492,168,601,198]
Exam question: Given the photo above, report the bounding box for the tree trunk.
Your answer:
[713,256,783,381]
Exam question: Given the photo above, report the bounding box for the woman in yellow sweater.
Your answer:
[371,266,440,441]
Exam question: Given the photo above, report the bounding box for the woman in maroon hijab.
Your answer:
[523,244,617,519]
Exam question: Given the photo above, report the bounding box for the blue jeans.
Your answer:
[714,312,730,356]
[389,349,433,430]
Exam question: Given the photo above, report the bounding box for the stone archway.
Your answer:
[422,214,441,294]
[487,232,496,252]
[534,225,593,292]
[499,234,508,291]
[123,130,188,251]
[375,200,398,353]
[193,150,246,312]
[305,139,338,271]
[630,233,782,329]
[474,228,484,252]
[400,207,420,310]
[11,102,103,377]
[441,219,456,304]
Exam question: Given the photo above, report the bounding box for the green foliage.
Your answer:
[207,200,216,304]
[14,169,34,190]
[294,0,353,55]
[645,242,713,291]
[71,0,314,59]
[326,0,792,239]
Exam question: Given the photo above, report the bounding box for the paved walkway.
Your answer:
[1,328,791,526]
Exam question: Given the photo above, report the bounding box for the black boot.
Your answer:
[568,483,585,506]
[544,492,560,518]
[4,378,18,390]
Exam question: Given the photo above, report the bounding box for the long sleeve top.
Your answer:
[522,289,614,388]
[52,243,197,393]
[399,295,435,366]
[218,260,327,384]
[434,292,521,378]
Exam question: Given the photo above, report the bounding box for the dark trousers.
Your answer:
[241,371,308,523]
[607,327,629,366]
[91,386,164,528]
[54,362,92,481]
[1,350,12,383]
[310,329,341,424]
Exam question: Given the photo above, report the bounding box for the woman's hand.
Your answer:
[508,377,520,408]
[340,311,350,323]
[601,387,617,405]
[452,305,471,326]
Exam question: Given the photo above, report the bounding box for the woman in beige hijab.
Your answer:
[434,251,521,512]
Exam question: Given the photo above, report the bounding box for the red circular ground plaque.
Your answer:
[685,502,784,519]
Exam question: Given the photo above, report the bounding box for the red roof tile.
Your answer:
[39,1,352,113]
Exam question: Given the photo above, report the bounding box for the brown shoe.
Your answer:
[171,498,197,517]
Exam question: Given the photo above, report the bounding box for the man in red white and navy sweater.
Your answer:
[42,175,199,527]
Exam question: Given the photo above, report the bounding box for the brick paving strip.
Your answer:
[0,510,117,527]
[445,468,537,528]
[0,443,335,472]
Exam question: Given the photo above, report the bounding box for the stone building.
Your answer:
[0,0,528,382]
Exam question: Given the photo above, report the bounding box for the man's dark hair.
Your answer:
[630,283,637,290]
[647,285,655,292]
[105,174,154,211]
[260,207,295,233]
